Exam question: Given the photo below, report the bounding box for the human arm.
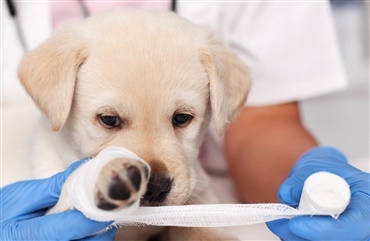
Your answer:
[225,101,317,203]
[0,160,117,241]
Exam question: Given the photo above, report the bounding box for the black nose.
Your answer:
[143,175,173,203]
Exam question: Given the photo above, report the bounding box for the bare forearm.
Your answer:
[225,102,318,203]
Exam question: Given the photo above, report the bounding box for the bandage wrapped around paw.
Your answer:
[59,147,351,227]
[56,147,150,221]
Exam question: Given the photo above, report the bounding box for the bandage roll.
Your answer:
[298,171,351,218]
[66,147,351,226]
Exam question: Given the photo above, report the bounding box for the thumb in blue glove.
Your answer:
[1,159,117,241]
[267,146,370,241]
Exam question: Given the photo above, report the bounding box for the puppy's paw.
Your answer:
[95,157,149,211]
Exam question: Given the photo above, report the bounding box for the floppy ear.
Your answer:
[18,28,88,131]
[199,33,251,136]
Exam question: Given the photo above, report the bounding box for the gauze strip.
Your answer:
[65,147,351,227]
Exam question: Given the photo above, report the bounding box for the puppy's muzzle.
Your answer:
[143,174,173,204]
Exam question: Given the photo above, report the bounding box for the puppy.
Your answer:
[15,8,250,241]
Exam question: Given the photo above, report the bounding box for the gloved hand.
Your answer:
[1,160,117,241]
[267,146,370,241]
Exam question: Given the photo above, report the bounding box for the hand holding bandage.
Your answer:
[267,147,370,241]
[0,160,116,241]
[54,147,358,232]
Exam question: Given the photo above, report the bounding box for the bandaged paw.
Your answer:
[65,147,150,221]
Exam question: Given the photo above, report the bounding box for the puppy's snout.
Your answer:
[143,175,173,203]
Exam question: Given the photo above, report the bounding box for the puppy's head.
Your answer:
[19,9,251,206]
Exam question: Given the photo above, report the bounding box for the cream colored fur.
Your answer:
[5,8,251,241]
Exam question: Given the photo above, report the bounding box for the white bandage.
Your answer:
[298,171,351,219]
[65,147,149,221]
[65,147,351,227]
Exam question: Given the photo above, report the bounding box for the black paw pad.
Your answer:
[108,176,131,200]
[96,193,119,210]
[97,200,119,210]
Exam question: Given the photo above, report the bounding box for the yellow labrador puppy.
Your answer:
[15,8,250,241]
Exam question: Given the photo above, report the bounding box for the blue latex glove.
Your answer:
[267,147,370,241]
[1,160,117,241]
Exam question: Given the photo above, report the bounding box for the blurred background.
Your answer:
[301,0,369,171]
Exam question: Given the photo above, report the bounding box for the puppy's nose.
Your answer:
[143,174,173,203]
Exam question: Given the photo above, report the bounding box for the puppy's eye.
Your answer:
[99,116,121,128]
[172,114,193,127]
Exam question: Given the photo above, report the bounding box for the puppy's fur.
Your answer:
[11,8,250,240]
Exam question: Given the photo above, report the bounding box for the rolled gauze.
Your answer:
[298,171,351,219]
[63,147,351,227]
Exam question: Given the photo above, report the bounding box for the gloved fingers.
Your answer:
[266,219,309,241]
[278,172,311,205]
[274,146,369,241]
[266,219,289,239]
[291,147,361,178]
[346,172,370,195]
[278,146,358,206]
[277,148,340,205]
[75,227,117,241]
[1,159,87,219]
[293,146,348,170]
[288,193,370,241]
[13,210,112,240]
[12,209,46,222]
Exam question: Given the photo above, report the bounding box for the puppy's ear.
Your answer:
[199,32,251,136]
[18,28,88,131]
